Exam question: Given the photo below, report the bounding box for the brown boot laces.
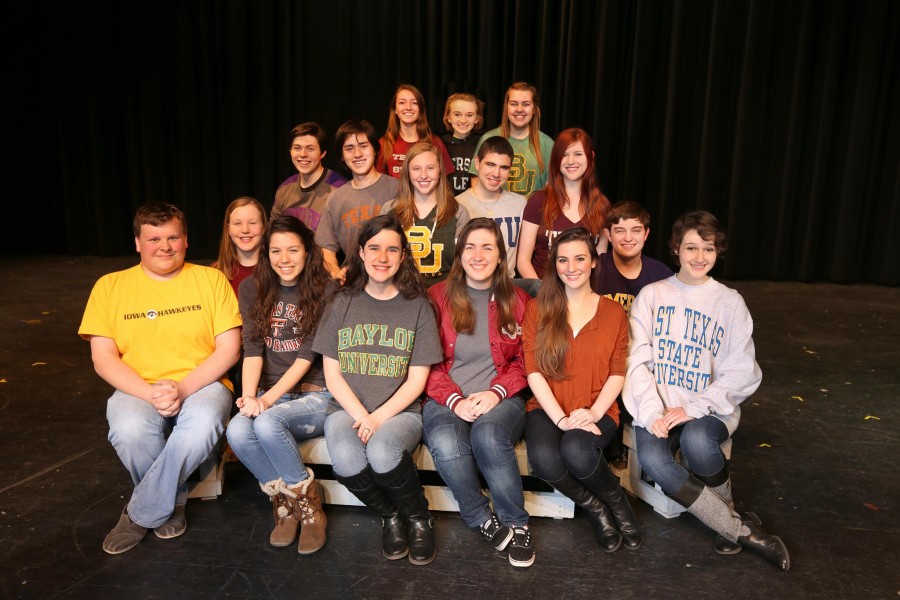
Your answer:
[298,496,320,524]
[273,493,295,522]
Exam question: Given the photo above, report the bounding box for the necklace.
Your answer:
[416,203,439,238]
[472,187,501,216]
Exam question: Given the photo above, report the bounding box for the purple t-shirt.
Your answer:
[591,251,674,315]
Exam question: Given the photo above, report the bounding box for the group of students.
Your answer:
[202,84,789,569]
[80,81,789,572]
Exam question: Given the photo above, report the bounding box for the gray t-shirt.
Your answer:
[238,277,325,390]
[312,290,442,413]
[314,174,399,263]
[456,188,525,278]
[448,286,498,396]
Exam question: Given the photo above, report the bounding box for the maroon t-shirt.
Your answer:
[522,191,600,278]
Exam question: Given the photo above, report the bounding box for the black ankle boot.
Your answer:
[374,452,435,565]
[585,497,623,553]
[738,516,790,571]
[548,473,622,553]
[335,467,407,560]
[380,514,409,560]
[596,485,642,550]
[406,515,436,565]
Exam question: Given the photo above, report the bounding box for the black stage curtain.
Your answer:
[7,0,898,284]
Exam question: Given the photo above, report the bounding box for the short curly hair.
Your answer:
[669,210,727,260]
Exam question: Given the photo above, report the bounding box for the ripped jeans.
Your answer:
[226,390,331,486]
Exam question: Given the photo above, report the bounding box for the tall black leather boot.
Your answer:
[671,476,790,571]
[374,452,435,566]
[548,473,622,553]
[336,466,407,560]
[580,461,643,550]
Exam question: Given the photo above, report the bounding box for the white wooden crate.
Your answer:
[299,437,574,519]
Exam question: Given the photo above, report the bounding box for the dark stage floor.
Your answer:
[1,256,897,599]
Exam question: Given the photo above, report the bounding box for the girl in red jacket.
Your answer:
[422,217,535,567]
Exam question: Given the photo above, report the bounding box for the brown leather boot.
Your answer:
[292,468,327,555]
[260,479,301,547]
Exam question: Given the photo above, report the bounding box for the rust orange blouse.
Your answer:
[523,296,628,426]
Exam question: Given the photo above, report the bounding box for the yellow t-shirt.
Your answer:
[79,263,242,389]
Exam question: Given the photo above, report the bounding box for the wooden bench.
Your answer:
[618,423,732,518]
[189,437,574,518]
[298,437,574,519]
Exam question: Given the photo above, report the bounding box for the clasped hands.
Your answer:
[558,407,602,435]
[236,394,270,418]
[150,379,186,417]
[650,407,694,438]
[452,391,500,422]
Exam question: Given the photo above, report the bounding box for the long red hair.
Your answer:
[542,128,609,236]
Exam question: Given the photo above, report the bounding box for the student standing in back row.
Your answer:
[468,82,553,198]
[440,92,484,194]
[377,84,453,179]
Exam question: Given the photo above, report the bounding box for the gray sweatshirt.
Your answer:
[623,276,762,435]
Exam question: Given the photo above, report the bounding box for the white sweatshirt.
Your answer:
[623,276,762,435]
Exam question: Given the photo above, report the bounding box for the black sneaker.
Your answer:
[508,526,535,567]
[479,513,513,551]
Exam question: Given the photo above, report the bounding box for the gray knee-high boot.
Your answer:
[670,476,790,571]
[696,466,742,556]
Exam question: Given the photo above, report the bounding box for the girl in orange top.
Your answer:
[522,227,641,553]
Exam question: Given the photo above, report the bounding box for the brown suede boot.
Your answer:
[260,479,301,547]
[292,468,327,555]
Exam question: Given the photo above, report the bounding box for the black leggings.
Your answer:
[524,409,617,482]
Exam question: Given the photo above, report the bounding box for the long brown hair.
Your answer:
[445,218,518,335]
[379,84,434,170]
[542,128,609,236]
[213,197,267,280]
[500,82,545,173]
[247,217,330,344]
[533,228,599,380]
[392,142,458,229]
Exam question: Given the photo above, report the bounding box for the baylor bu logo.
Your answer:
[406,225,442,275]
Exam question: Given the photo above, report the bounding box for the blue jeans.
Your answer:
[106,382,231,529]
[324,410,422,477]
[423,398,528,528]
[524,409,617,482]
[633,416,729,495]
[226,390,331,486]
